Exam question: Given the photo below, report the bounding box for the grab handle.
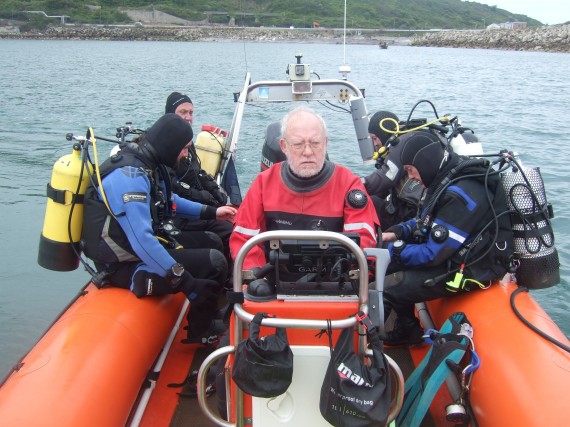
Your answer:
[196,345,236,427]
[233,230,371,326]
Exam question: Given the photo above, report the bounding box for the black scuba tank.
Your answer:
[261,122,285,172]
[501,165,560,289]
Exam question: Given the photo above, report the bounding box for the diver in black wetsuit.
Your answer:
[82,114,236,344]
[363,111,425,229]
[381,132,514,346]
[165,91,233,265]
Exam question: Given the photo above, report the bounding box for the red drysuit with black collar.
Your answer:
[230,161,380,270]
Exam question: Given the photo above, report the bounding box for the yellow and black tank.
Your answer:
[38,145,92,271]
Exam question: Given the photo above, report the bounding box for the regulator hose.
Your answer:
[417,158,490,227]
[510,286,570,354]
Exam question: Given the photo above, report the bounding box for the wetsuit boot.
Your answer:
[183,318,228,345]
[384,316,424,346]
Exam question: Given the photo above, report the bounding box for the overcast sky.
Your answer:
[475,1,570,25]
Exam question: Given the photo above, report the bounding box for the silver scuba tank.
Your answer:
[501,166,560,289]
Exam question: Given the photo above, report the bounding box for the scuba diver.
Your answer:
[165,91,233,266]
[165,92,228,208]
[82,114,236,345]
[381,131,514,346]
[363,111,426,229]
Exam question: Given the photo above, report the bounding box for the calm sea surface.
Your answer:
[1,40,569,378]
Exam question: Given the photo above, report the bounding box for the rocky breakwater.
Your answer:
[0,24,358,43]
[412,24,570,53]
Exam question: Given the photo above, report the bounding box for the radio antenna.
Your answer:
[339,0,351,80]
[343,0,347,64]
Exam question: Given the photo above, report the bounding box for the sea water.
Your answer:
[1,40,569,378]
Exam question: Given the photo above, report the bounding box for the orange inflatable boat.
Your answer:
[0,241,568,427]
[2,53,569,427]
[0,284,188,426]
[422,281,570,427]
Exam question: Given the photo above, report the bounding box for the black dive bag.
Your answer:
[232,312,293,398]
[320,312,391,427]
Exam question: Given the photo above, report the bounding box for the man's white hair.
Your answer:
[280,106,328,139]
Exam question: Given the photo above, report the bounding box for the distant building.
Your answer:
[488,21,527,30]
[24,10,70,24]
[513,22,527,29]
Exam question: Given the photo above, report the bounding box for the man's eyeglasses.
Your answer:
[285,139,325,152]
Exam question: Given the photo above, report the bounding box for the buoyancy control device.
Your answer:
[38,140,93,271]
[409,150,559,291]
[194,125,227,177]
[500,161,560,289]
[81,145,182,266]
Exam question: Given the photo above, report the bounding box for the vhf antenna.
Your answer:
[339,0,351,80]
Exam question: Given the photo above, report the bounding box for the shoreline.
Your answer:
[0,24,411,46]
[1,23,569,53]
[412,24,570,53]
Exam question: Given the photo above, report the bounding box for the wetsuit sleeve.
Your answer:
[343,175,379,249]
[386,217,417,240]
[102,167,175,277]
[173,194,217,220]
[364,156,404,198]
[230,176,268,270]
[392,183,488,267]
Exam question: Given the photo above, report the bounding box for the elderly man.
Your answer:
[230,106,379,273]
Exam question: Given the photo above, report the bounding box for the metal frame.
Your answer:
[197,231,404,426]
[217,70,375,182]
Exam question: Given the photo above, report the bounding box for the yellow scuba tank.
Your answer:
[194,125,227,177]
[38,145,92,271]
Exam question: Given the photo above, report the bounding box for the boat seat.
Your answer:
[251,345,331,427]
[198,342,404,427]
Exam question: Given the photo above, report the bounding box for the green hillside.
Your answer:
[0,0,543,30]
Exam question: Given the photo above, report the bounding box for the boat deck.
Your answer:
[170,347,217,427]
[161,314,437,427]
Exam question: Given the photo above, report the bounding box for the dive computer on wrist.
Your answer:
[168,263,185,287]
[392,240,406,263]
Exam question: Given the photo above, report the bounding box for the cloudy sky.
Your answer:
[476,0,570,25]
